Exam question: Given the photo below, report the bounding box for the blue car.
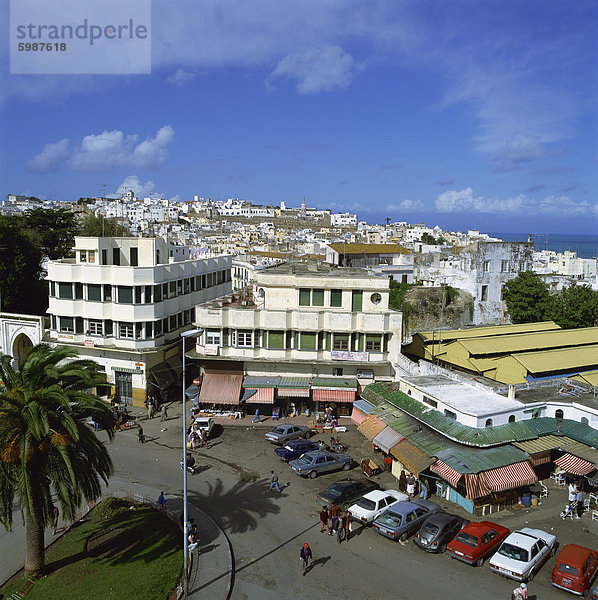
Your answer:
[372,499,441,542]
[274,439,320,462]
[289,450,353,479]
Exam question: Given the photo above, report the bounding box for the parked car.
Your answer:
[274,439,320,462]
[413,512,469,553]
[289,450,353,479]
[489,527,557,582]
[592,584,598,600]
[372,499,441,542]
[318,479,381,511]
[446,521,510,566]
[264,424,312,445]
[349,489,408,525]
[552,544,598,596]
[192,417,214,437]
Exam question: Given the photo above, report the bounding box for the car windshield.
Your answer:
[498,543,528,562]
[357,498,376,511]
[376,511,402,528]
[558,563,578,576]
[296,455,313,465]
[325,485,344,499]
[272,427,285,434]
[421,522,439,535]
[455,531,479,548]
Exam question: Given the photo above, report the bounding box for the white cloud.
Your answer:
[386,199,425,212]
[26,138,70,173]
[26,126,175,173]
[266,45,364,94]
[495,133,545,170]
[115,176,159,199]
[167,68,197,86]
[435,187,597,217]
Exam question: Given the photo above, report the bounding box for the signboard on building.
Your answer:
[204,344,219,356]
[331,350,368,362]
[356,369,374,379]
[84,339,95,347]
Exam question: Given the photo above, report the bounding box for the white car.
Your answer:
[489,527,557,582]
[348,489,408,525]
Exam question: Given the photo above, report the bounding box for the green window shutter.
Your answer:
[301,332,317,350]
[326,332,331,349]
[312,289,324,306]
[75,317,84,334]
[74,282,83,299]
[366,334,382,351]
[117,286,133,304]
[352,290,363,312]
[330,289,342,307]
[358,334,365,352]
[58,282,73,299]
[268,331,284,348]
[88,284,101,301]
[299,288,311,306]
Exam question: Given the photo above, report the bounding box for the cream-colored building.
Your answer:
[192,262,402,416]
[46,237,232,406]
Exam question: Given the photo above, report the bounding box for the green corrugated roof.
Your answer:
[243,376,281,388]
[311,378,357,389]
[437,445,530,474]
[278,377,311,388]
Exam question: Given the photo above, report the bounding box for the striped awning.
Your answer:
[199,373,243,405]
[278,388,310,397]
[483,461,538,492]
[373,426,405,454]
[244,387,274,404]
[312,389,356,403]
[358,414,387,440]
[430,460,463,487]
[465,472,491,501]
[555,453,596,476]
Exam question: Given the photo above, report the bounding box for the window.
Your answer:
[267,331,284,348]
[88,320,103,335]
[330,289,343,307]
[485,418,493,427]
[80,251,86,263]
[508,415,516,423]
[300,332,317,350]
[352,290,363,311]
[333,367,343,376]
[299,288,311,306]
[130,247,138,266]
[370,292,382,305]
[481,285,488,301]
[119,322,134,338]
[144,285,152,303]
[59,317,74,332]
[581,417,589,425]
[88,251,95,264]
[117,286,133,304]
[422,395,437,408]
[104,320,113,336]
[501,260,509,273]
[365,334,382,351]
[136,323,143,339]
[234,330,253,347]
[483,260,490,272]
[312,289,324,306]
[333,334,349,350]
[112,247,121,266]
[555,409,564,420]
[145,322,153,338]
[169,315,177,331]
[206,330,221,345]
[101,249,107,265]
[153,284,162,302]
[74,282,83,299]
[176,280,183,295]
[58,282,73,299]
[169,281,177,297]
[154,320,162,337]
[49,281,55,296]
[444,409,457,420]
[103,285,112,301]
[88,284,101,301]
[135,286,143,304]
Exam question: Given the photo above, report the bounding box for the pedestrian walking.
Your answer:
[576,488,584,519]
[157,491,167,511]
[319,506,331,534]
[568,482,578,503]
[337,511,349,543]
[52,505,60,534]
[138,426,145,443]
[329,501,340,531]
[270,471,281,493]
[188,524,199,553]
[343,510,352,542]
[419,479,428,500]
[511,582,527,600]
[200,428,208,448]
[161,404,168,422]
[252,408,261,423]
[300,543,313,575]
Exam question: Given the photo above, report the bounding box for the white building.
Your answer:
[191,262,403,416]
[46,237,232,406]
[330,212,358,227]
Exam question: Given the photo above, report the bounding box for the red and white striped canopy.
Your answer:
[245,387,274,404]
[430,460,463,487]
[465,473,491,501]
[483,461,537,493]
[312,389,356,403]
[555,453,595,476]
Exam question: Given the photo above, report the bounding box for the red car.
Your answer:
[446,520,510,566]
[552,544,598,596]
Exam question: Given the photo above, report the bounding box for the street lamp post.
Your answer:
[180,327,203,598]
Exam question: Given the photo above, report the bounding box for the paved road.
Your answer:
[2,403,597,600]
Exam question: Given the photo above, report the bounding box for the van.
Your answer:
[193,417,214,437]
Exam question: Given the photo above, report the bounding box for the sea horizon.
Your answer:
[487,232,598,259]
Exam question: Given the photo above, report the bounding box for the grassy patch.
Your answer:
[1,498,181,600]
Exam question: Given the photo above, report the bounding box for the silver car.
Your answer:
[289,450,353,478]
[264,424,312,445]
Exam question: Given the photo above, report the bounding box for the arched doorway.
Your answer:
[12,333,34,366]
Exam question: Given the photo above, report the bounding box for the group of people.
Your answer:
[561,481,586,519]
[188,426,208,450]
[319,503,352,543]
[398,470,432,500]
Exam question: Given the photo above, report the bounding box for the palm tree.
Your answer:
[0,344,115,576]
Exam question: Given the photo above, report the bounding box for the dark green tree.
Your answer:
[0,217,46,315]
[549,284,598,329]
[0,345,114,576]
[78,214,131,237]
[503,271,551,323]
[23,207,78,260]
[421,232,437,245]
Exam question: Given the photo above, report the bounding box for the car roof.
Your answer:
[503,531,540,551]
[287,438,312,446]
[362,489,398,501]
[558,544,597,564]
[425,512,459,526]
[385,501,420,516]
[462,521,505,535]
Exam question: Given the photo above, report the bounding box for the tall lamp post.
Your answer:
[180,327,203,597]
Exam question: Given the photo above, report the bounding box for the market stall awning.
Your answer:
[353,399,374,415]
[464,472,491,501]
[278,388,310,397]
[185,383,200,403]
[482,461,537,493]
[430,460,463,487]
[389,439,434,476]
[358,414,387,440]
[148,363,175,390]
[244,387,275,404]
[166,355,183,377]
[277,377,311,397]
[312,389,356,403]
[554,453,596,476]
[373,426,405,454]
[199,373,243,405]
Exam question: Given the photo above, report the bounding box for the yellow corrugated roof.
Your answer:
[328,243,411,255]
[512,344,598,374]
[572,370,598,386]
[460,326,598,356]
[513,435,577,454]
[417,322,560,343]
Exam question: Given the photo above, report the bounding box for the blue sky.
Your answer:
[1,0,597,234]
